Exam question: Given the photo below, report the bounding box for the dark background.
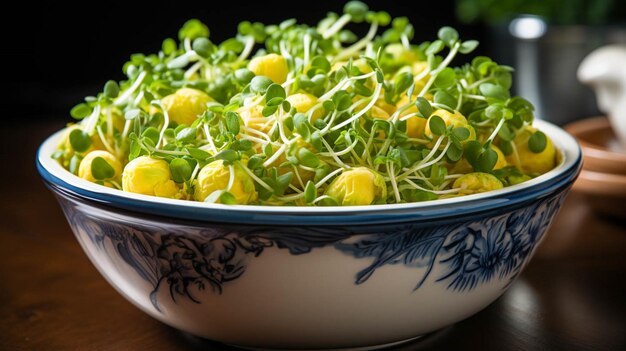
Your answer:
[4,1,486,124]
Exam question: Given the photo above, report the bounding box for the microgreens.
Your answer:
[60,1,544,205]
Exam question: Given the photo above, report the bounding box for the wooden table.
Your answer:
[1,122,625,350]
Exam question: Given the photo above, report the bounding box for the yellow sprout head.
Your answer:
[161,88,213,126]
[78,150,123,187]
[122,156,180,198]
[286,93,323,122]
[396,95,426,138]
[325,167,387,206]
[506,127,557,175]
[248,53,288,84]
[194,160,257,204]
[453,172,503,195]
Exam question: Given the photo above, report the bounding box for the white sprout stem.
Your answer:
[487,117,505,143]
[121,119,132,144]
[240,134,271,146]
[418,42,461,98]
[467,77,494,91]
[318,71,377,102]
[203,124,218,154]
[132,90,144,107]
[330,82,382,131]
[239,163,274,192]
[398,137,448,179]
[316,167,344,187]
[510,140,522,170]
[279,41,292,60]
[320,110,338,135]
[184,61,203,80]
[155,101,169,148]
[319,136,358,157]
[263,143,287,168]
[114,71,147,106]
[464,94,487,101]
[312,195,335,204]
[289,184,304,193]
[282,77,297,89]
[399,112,419,121]
[388,162,402,203]
[96,126,116,155]
[321,138,351,169]
[303,34,311,70]
[105,108,113,138]
[333,21,378,62]
[403,178,461,195]
[226,165,235,191]
[291,165,305,188]
[322,14,351,39]
[238,36,255,61]
[401,34,410,50]
[108,180,122,190]
[189,164,200,183]
[84,105,102,134]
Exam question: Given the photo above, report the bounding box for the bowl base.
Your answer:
[229,335,424,351]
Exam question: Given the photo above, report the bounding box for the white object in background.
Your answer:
[578,45,626,148]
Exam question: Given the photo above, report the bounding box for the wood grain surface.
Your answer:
[1,122,625,351]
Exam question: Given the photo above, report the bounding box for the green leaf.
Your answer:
[425,40,444,55]
[236,139,255,151]
[162,38,177,55]
[438,26,459,46]
[429,115,446,135]
[446,143,463,162]
[434,91,456,110]
[344,1,369,22]
[103,80,120,99]
[170,158,192,183]
[298,148,320,168]
[479,83,509,101]
[274,172,293,196]
[178,19,209,40]
[192,37,213,58]
[265,83,286,101]
[262,105,278,117]
[69,129,92,152]
[452,126,470,141]
[70,103,91,120]
[187,147,211,160]
[415,97,433,118]
[304,181,316,204]
[176,127,197,142]
[225,111,241,135]
[528,131,547,153]
[214,149,239,162]
[434,67,456,89]
[142,127,160,145]
[250,76,273,94]
[394,72,413,95]
[234,68,255,84]
[91,157,115,180]
[219,191,237,204]
[476,148,498,172]
[459,40,479,54]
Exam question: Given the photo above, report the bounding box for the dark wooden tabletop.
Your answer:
[1,121,625,351]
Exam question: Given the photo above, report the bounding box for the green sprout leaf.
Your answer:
[170,158,192,183]
[415,97,433,118]
[69,129,92,152]
[528,131,547,153]
[304,181,316,204]
[429,115,447,136]
[103,80,120,99]
[91,157,115,180]
[438,26,459,46]
[178,19,209,40]
[70,103,91,120]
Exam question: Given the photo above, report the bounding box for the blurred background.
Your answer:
[3,0,626,126]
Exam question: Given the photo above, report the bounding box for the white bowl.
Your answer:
[37,120,581,349]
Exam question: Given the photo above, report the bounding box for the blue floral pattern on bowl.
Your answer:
[58,190,567,312]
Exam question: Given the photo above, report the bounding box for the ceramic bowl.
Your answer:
[37,120,581,350]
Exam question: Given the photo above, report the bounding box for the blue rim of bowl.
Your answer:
[37,120,582,226]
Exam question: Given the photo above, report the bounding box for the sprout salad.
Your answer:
[54,1,558,206]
